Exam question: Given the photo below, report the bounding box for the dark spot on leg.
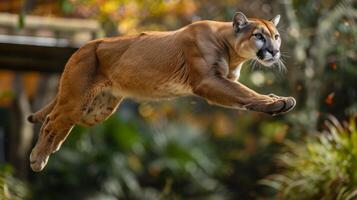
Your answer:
[94,115,100,123]
[57,99,66,105]
[109,96,117,104]
[87,108,93,114]
[52,113,59,120]
[47,132,55,143]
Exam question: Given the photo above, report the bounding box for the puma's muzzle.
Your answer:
[256,48,281,66]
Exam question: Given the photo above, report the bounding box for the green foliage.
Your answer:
[0,91,15,99]
[17,12,25,29]
[32,114,227,200]
[29,101,293,199]
[0,165,29,200]
[59,0,198,35]
[261,116,357,200]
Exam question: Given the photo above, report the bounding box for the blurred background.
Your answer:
[0,0,356,199]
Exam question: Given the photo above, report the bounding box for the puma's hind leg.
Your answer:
[78,84,123,127]
[48,84,123,154]
[30,107,75,171]
[29,39,118,171]
[30,83,123,172]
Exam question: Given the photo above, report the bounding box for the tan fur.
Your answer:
[28,13,295,172]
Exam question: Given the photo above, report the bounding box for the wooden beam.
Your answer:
[0,14,102,73]
[0,13,101,33]
[0,37,77,73]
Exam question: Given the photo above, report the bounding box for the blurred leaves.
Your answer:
[31,114,227,200]
[261,116,357,200]
[57,0,198,35]
[0,164,29,200]
[17,11,25,29]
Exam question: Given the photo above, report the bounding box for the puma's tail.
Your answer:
[27,97,57,124]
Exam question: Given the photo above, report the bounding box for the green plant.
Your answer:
[0,165,29,200]
[261,116,357,200]
[31,114,228,200]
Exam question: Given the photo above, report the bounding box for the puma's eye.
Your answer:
[254,33,263,40]
[275,34,280,40]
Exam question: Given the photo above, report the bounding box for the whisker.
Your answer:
[280,57,287,64]
[278,60,283,73]
[251,59,256,71]
[279,59,287,74]
[252,59,261,71]
[281,55,290,59]
[280,52,290,55]
[280,51,291,57]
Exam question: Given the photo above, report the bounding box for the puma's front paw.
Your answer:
[244,96,296,115]
[268,93,280,100]
[266,96,296,115]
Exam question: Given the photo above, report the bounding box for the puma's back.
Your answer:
[96,30,191,99]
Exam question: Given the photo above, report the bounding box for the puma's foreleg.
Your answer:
[193,77,296,115]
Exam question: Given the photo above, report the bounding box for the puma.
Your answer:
[28,12,296,172]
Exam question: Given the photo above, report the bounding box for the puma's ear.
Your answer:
[270,14,281,26]
[233,12,249,32]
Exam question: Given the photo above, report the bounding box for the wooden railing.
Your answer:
[0,13,102,72]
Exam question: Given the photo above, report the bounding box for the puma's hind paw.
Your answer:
[30,147,50,172]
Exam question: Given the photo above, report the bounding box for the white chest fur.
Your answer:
[227,63,243,81]
[232,63,243,80]
[218,58,243,80]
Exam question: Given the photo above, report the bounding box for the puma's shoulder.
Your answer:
[178,20,227,40]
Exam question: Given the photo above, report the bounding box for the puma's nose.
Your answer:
[268,49,280,57]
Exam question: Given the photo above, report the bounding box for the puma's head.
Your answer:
[232,12,282,67]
